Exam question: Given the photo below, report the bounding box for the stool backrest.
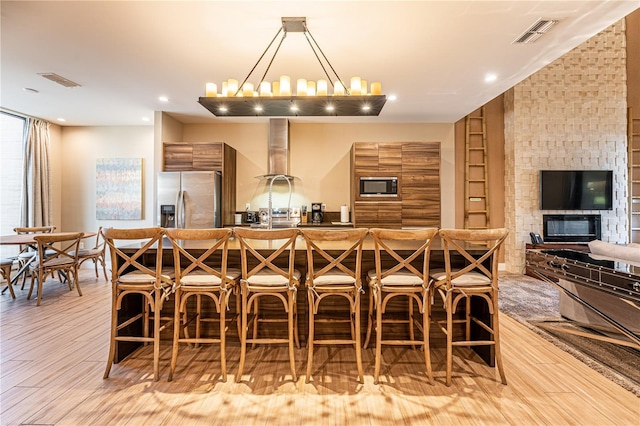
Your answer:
[369,228,439,288]
[165,228,233,289]
[437,228,509,289]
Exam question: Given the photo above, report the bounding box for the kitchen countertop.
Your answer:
[229,222,354,228]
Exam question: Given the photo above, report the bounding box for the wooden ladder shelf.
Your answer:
[464,106,490,230]
[629,107,640,243]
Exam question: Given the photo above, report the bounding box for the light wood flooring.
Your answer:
[1,268,638,425]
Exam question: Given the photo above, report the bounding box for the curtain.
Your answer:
[20,118,51,227]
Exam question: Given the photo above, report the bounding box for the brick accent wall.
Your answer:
[504,20,629,273]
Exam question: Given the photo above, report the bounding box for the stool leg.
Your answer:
[305,288,315,383]
[354,289,364,383]
[287,288,297,382]
[373,287,383,384]
[363,287,374,349]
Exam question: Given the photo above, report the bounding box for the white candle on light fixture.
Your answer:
[206,83,217,97]
[361,80,368,96]
[307,81,316,96]
[260,81,272,96]
[272,81,280,96]
[297,78,307,96]
[317,79,328,96]
[227,79,239,96]
[222,81,228,97]
[371,81,382,95]
[242,82,254,97]
[280,75,291,96]
[350,76,361,95]
[334,80,345,96]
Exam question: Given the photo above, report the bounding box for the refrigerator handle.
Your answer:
[177,190,185,228]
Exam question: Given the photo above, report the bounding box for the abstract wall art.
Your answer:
[96,158,143,220]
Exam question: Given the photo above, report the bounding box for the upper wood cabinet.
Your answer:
[351,142,440,228]
[163,142,223,171]
[163,142,237,226]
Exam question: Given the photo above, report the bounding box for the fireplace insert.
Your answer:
[542,214,601,243]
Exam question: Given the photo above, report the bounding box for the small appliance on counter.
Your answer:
[245,211,257,224]
[311,202,324,224]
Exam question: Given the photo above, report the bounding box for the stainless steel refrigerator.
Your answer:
[157,171,222,228]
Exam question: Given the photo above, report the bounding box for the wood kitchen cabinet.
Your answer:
[351,142,440,228]
[401,142,440,228]
[163,142,237,226]
[353,201,402,228]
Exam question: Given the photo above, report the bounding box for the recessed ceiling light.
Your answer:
[485,74,498,83]
[388,95,397,101]
[158,96,169,102]
[57,118,66,122]
[219,106,228,113]
[142,117,150,122]
[23,87,39,93]
[290,105,299,112]
[326,105,335,112]
[254,106,263,112]
[362,105,371,111]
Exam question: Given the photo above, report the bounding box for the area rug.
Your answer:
[498,273,640,397]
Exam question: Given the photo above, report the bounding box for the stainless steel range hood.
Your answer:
[258,118,295,180]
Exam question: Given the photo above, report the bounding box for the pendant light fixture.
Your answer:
[199,17,386,117]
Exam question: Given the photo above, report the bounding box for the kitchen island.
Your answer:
[113,234,495,365]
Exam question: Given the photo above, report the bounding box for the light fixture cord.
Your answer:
[302,22,351,95]
[235,26,284,97]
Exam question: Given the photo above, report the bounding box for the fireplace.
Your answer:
[542,214,601,243]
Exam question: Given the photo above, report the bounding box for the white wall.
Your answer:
[58,121,456,232]
[182,121,456,227]
[60,126,155,233]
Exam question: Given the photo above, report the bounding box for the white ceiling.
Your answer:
[2,1,639,126]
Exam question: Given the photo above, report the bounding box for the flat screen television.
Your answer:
[540,170,613,210]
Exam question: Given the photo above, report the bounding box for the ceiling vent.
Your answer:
[38,72,81,88]
[513,18,558,44]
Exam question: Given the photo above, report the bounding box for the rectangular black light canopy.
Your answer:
[198,95,387,117]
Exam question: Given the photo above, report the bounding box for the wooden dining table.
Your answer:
[0,231,96,292]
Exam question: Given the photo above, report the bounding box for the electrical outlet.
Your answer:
[79,242,84,249]
[245,203,251,211]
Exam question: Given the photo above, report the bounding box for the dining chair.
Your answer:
[102,227,174,381]
[233,227,301,382]
[301,228,368,384]
[73,226,109,281]
[27,232,84,306]
[1,258,15,299]
[165,228,240,382]
[429,228,509,386]
[13,226,56,289]
[364,227,439,384]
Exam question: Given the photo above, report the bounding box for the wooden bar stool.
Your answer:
[301,228,368,384]
[165,228,240,382]
[102,227,174,381]
[234,227,301,382]
[429,228,509,386]
[364,227,438,384]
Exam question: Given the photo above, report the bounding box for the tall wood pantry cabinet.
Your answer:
[350,142,440,228]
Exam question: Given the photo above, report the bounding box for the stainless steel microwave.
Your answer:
[359,177,398,197]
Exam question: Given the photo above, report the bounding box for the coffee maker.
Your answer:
[311,202,323,224]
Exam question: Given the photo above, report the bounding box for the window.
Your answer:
[0,112,25,257]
